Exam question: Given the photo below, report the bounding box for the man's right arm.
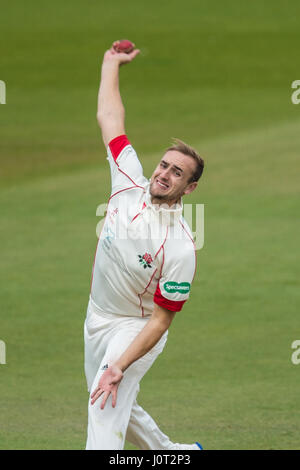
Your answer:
[97,43,140,147]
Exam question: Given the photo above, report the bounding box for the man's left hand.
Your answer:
[91,364,123,409]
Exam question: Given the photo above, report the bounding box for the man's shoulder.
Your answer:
[165,217,195,259]
[109,180,148,204]
[178,216,194,244]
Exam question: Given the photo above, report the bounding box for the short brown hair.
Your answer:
[166,138,204,183]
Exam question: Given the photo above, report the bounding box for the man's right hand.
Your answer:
[97,41,140,147]
[103,42,140,66]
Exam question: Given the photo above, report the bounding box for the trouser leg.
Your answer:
[126,399,201,451]
[86,327,167,450]
[86,366,139,450]
[126,398,174,450]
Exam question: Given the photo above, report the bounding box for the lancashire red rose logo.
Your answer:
[138,252,153,269]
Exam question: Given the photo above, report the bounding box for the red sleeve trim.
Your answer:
[154,284,186,312]
[108,135,131,162]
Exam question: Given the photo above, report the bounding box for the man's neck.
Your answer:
[150,196,180,208]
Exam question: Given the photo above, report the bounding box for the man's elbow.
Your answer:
[96,112,106,128]
[96,114,126,147]
[153,305,176,332]
[97,108,125,127]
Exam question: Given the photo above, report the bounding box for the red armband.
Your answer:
[154,284,186,312]
[108,135,131,162]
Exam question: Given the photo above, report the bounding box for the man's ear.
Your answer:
[183,181,198,196]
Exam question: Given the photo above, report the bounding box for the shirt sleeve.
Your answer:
[154,239,196,312]
[106,135,148,194]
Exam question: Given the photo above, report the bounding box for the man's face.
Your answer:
[149,150,198,206]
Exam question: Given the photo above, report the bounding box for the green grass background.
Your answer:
[1,0,300,449]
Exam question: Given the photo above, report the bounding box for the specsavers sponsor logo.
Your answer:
[164,282,190,294]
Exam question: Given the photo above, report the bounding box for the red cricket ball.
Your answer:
[113,39,135,54]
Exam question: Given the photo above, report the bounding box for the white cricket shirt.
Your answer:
[90,135,196,317]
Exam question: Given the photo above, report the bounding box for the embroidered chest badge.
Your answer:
[138,252,153,269]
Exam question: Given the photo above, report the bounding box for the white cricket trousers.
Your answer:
[84,297,175,450]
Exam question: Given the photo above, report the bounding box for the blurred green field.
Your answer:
[1,0,300,450]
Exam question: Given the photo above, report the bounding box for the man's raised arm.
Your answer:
[97,42,140,147]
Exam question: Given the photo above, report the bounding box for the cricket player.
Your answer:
[84,42,204,450]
